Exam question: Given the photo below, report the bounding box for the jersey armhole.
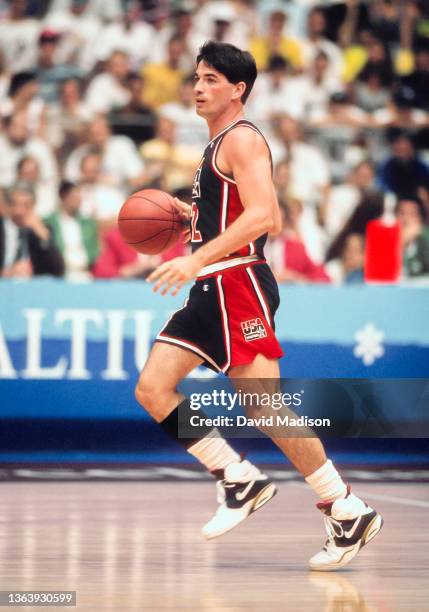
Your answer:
[212,123,272,184]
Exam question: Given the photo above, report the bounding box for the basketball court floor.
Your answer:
[0,478,428,611]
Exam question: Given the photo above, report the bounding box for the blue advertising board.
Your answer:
[0,280,428,462]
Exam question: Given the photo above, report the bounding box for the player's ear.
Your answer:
[231,81,246,101]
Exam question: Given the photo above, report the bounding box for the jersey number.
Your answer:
[190,202,202,242]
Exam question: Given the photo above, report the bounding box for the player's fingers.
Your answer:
[183,229,191,243]
[147,263,170,283]
[172,197,191,219]
[171,280,184,296]
[160,273,181,296]
[153,269,176,293]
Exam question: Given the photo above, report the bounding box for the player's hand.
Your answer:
[172,197,192,221]
[147,254,201,296]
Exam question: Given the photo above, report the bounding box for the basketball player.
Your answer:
[137,41,383,570]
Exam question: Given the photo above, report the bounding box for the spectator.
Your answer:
[247,55,308,122]
[249,9,303,71]
[16,156,57,217]
[45,77,92,161]
[268,198,330,284]
[0,110,58,191]
[326,233,365,285]
[326,191,384,263]
[356,37,394,88]
[109,72,156,146]
[94,0,154,68]
[273,159,290,195]
[140,116,201,192]
[85,50,131,115]
[148,4,203,71]
[92,226,159,279]
[0,0,40,73]
[369,0,401,49]
[0,181,64,277]
[300,7,344,81]
[44,180,98,280]
[399,44,429,112]
[141,34,186,109]
[0,71,45,137]
[42,0,102,72]
[33,28,83,103]
[308,91,369,181]
[0,49,10,103]
[372,85,428,128]
[300,50,344,120]
[353,69,391,112]
[269,116,331,208]
[64,115,146,191]
[78,151,126,225]
[48,0,123,22]
[321,160,377,241]
[378,133,429,199]
[158,74,207,149]
[396,196,429,277]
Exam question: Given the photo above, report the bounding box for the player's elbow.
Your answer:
[268,218,282,236]
[251,211,274,235]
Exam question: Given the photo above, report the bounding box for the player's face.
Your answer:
[194,61,241,118]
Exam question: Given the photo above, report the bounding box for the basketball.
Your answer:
[117,189,183,255]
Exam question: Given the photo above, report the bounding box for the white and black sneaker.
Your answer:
[202,460,277,540]
[309,487,383,571]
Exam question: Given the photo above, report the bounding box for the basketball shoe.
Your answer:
[202,460,277,540]
[309,487,383,571]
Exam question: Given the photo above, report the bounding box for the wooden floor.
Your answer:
[0,481,428,611]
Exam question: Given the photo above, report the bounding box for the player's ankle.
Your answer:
[305,459,347,502]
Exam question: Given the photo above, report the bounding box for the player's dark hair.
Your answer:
[196,41,257,104]
[59,180,76,199]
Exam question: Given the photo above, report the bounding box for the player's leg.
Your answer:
[229,354,383,571]
[135,341,243,473]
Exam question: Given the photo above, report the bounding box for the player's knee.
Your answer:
[135,372,159,412]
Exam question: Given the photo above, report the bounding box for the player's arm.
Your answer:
[193,128,282,268]
[148,129,281,295]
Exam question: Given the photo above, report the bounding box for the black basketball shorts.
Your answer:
[156,261,284,373]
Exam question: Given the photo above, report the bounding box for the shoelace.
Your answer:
[322,515,344,551]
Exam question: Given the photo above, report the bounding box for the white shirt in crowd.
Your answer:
[3,217,20,268]
[158,103,208,149]
[324,184,362,240]
[48,0,123,21]
[58,212,89,278]
[94,21,155,67]
[248,74,310,121]
[85,73,130,115]
[0,16,40,72]
[64,135,144,188]
[269,138,331,205]
[42,9,102,71]
[80,183,125,221]
[0,134,58,190]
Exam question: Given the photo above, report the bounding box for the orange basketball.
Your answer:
[117,189,183,255]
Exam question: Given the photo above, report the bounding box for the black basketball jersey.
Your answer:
[190,119,272,260]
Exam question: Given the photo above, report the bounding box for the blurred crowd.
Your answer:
[1,0,429,284]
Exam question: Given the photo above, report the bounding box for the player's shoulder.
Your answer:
[222,122,268,158]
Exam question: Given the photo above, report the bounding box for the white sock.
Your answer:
[187,430,240,473]
[305,459,347,502]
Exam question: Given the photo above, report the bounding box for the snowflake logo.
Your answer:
[353,323,385,366]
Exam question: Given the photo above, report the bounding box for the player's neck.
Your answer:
[207,108,244,140]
